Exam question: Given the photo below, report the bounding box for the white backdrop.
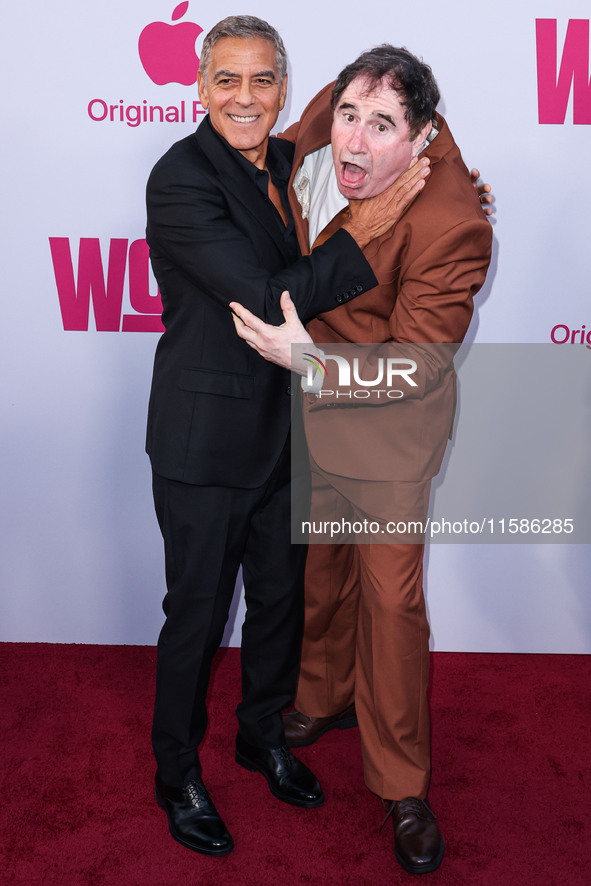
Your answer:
[1,1,589,651]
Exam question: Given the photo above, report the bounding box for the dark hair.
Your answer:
[331,45,440,139]
[200,15,287,82]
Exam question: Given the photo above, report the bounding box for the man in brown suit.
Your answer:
[232,45,493,875]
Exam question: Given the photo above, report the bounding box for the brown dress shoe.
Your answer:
[382,797,444,875]
[282,704,358,747]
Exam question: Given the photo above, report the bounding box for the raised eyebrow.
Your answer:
[337,102,396,127]
[375,112,396,127]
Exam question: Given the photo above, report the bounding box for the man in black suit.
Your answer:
[145,15,428,856]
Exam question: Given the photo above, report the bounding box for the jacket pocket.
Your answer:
[178,367,254,399]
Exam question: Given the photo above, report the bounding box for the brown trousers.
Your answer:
[295,464,432,801]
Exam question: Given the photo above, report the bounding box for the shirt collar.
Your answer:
[206,116,291,188]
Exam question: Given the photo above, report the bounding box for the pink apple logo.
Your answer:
[139,2,203,86]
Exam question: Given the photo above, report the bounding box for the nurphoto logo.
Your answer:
[304,350,418,401]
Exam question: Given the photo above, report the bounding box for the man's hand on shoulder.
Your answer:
[230,291,313,373]
[470,168,494,216]
[342,157,431,249]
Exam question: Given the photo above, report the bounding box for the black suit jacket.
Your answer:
[145,116,376,487]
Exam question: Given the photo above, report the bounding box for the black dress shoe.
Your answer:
[382,797,444,875]
[154,772,233,855]
[235,734,324,808]
[283,704,358,747]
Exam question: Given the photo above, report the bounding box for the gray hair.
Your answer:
[200,15,288,82]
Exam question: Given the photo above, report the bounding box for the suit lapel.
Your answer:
[193,117,293,260]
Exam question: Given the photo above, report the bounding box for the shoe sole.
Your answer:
[287,714,358,748]
[154,784,234,856]
[394,838,445,875]
[235,751,325,808]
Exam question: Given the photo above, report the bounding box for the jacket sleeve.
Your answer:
[390,217,492,346]
[308,216,492,407]
[146,158,377,326]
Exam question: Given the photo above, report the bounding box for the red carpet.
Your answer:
[1,644,589,885]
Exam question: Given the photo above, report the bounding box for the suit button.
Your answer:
[286,387,294,396]
[336,294,344,303]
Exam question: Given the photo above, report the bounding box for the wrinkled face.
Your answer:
[197,36,287,169]
[331,75,431,199]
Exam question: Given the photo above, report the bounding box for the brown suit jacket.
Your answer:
[281,83,493,482]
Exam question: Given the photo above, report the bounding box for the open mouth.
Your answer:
[228,114,260,124]
[340,162,367,187]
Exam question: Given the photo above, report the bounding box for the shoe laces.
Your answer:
[379,797,433,833]
[184,780,210,808]
[277,746,295,768]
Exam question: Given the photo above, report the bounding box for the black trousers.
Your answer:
[151,440,306,788]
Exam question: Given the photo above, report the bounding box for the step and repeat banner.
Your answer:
[1,1,589,650]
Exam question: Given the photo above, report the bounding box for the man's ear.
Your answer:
[411,120,433,157]
[197,71,209,110]
[279,73,288,111]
